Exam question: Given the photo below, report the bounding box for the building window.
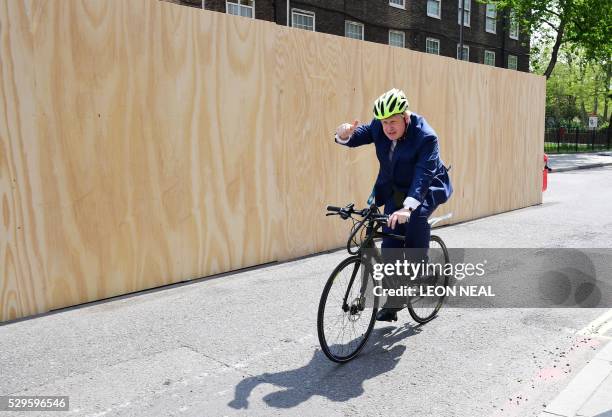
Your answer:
[426,37,440,55]
[484,50,495,66]
[458,0,471,26]
[485,4,497,33]
[292,9,315,31]
[389,0,406,8]
[226,0,254,18]
[345,21,364,40]
[457,44,469,61]
[389,30,405,47]
[509,10,519,39]
[508,54,518,70]
[427,0,441,18]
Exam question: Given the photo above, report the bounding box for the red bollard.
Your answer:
[542,153,550,191]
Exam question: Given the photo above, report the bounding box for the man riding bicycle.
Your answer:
[334,88,453,322]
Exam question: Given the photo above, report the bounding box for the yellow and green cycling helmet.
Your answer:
[373,88,409,119]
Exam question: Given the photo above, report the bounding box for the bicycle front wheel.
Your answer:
[317,256,378,363]
[408,235,450,324]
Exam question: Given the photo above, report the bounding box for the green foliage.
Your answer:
[566,0,612,62]
[487,0,612,76]
[544,142,609,154]
[544,48,610,127]
[485,0,611,126]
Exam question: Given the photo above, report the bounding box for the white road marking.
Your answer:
[577,309,612,337]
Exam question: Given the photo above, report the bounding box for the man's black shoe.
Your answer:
[376,308,400,322]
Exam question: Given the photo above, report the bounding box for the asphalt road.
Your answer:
[1,166,611,417]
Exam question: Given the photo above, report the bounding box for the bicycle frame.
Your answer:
[339,208,406,313]
[334,204,442,313]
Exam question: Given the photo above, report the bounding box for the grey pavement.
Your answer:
[539,340,612,417]
[547,152,612,172]
[1,166,612,417]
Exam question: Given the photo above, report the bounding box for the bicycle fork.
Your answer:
[342,247,377,314]
[342,226,376,315]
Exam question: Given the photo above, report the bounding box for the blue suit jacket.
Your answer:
[339,113,452,209]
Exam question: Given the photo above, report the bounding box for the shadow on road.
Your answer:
[228,322,421,410]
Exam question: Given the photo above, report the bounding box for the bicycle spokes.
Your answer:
[317,257,378,363]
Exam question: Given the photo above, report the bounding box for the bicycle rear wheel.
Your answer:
[317,256,378,363]
[408,235,450,324]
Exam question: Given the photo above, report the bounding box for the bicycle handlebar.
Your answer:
[326,203,390,254]
[326,203,387,222]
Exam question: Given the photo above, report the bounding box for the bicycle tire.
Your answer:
[407,235,450,324]
[317,256,378,363]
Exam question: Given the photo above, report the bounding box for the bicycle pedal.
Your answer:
[376,309,399,322]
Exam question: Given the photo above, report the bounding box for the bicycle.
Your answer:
[317,203,452,363]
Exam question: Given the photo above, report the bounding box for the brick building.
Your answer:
[167,0,530,72]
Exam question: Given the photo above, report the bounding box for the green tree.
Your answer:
[542,47,611,127]
[489,0,612,79]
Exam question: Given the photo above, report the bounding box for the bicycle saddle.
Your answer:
[428,212,453,227]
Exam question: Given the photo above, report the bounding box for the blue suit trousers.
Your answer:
[381,198,436,249]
